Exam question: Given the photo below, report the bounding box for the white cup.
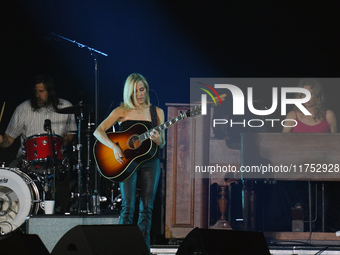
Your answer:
[40,200,55,214]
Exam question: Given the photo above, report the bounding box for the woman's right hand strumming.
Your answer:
[112,143,124,164]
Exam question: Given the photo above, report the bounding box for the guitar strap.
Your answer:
[150,105,161,159]
[150,105,158,128]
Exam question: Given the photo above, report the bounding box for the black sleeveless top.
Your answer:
[119,120,153,131]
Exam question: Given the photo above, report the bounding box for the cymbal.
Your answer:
[57,104,92,114]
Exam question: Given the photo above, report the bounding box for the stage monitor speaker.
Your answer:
[176,227,270,255]
[0,233,50,255]
[51,224,148,255]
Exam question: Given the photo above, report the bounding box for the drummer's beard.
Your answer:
[36,98,49,108]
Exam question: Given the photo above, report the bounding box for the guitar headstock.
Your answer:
[186,105,201,117]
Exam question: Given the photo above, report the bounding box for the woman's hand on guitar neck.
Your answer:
[150,130,163,147]
[112,143,124,164]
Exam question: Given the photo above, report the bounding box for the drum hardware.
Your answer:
[108,183,121,210]
[26,170,54,209]
[61,157,71,172]
[74,102,85,214]
[0,167,40,235]
[57,102,99,214]
[43,119,57,202]
[85,111,97,214]
[67,192,78,213]
[92,190,100,214]
[56,103,92,115]
[41,173,54,201]
[109,193,121,210]
[65,101,93,214]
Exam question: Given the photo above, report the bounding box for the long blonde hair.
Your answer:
[120,73,150,110]
[294,78,327,121]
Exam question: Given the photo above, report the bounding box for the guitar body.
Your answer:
[93,123,157,182]
[93,105,201,182]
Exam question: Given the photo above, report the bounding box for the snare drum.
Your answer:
[25,134,63,163]
[0,167,39,235]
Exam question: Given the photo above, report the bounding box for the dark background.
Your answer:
[1,0,340,161]
[1,0,340,234]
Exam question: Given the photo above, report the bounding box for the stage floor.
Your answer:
[151,231,340,255]
[150,246,340,255]
[3,214,340,254]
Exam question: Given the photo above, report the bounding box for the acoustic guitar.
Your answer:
[93,105,201,182]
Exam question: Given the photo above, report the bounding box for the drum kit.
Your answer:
[0,103,121,236]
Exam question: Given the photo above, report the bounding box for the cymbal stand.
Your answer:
[75,103,84,214]
[108,182,121,210]
[45,121,56,201]
[85,111,95,213]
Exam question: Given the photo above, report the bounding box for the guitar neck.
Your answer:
[138,111,188,142]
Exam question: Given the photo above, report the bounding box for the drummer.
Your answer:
[0,75,77,167]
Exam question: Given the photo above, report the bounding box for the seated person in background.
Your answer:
[282,78,337,133]
[0,75,77,213]
[276,78,338,232]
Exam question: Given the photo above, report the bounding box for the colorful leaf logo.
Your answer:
[198,82,223,106]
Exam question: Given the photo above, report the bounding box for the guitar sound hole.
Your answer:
[128,136,141,149]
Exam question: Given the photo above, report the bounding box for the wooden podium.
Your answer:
[165,104,210,239]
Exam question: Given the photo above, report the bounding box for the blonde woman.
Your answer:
[94,73,165,252]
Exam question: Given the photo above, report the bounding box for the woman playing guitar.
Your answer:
[93,73,165,253]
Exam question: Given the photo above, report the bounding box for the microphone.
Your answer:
[44,119,51,132]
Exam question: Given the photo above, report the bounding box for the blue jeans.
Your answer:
[119,157,160,252]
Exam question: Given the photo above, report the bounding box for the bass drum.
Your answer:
[0,167,40,235]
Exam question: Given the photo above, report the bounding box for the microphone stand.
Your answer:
[50,32,107,209]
